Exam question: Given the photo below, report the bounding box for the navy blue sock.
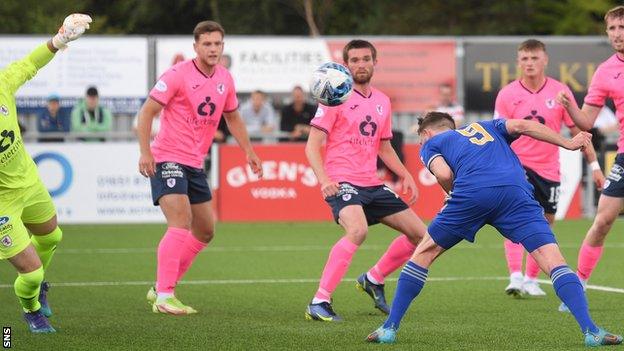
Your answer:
[551,265,598,333]
[383,261,428,330]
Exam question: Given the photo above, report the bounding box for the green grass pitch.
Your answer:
[1,220,622,350]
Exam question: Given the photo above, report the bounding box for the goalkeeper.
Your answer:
[0,14,91,333]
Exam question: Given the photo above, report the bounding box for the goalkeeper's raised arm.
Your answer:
[0,14,92,96]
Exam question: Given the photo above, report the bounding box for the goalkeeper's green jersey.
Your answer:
[0,43,54,194]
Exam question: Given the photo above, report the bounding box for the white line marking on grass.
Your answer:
[55,243,624,254]
[0,276,622,294]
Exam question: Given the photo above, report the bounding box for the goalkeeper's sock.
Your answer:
[15,267,44,312]
[525,252,541,279]
[176,231,207,281]
[367,235,415,284]
[314,237,359,302]
[31,227,62,271]
[551,265,598,333]
[383,261,428,330]
[156,227,187,294]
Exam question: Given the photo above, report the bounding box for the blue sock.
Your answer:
[551,265,598,333]
[383,261,428,330]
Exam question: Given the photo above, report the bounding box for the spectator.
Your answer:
[239,90,276,139]
[37,93,70,142]
[435,83,465,126]
[71,86,113,141]
[280,86,316,142]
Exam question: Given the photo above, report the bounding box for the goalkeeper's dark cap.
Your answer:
[86,86,99,97]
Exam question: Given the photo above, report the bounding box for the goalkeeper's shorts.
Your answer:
[0,179,56,260]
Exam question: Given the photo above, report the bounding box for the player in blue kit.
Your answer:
[366,112,622,347]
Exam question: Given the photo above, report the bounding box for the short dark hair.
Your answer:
[342,39,377,63]
[86,86,98,97]
[518,39,546,53]
[417,111,456,134]
[605,6,624,23]
[193,20,225,41]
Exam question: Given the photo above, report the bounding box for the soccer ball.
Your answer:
[309,62,354,106]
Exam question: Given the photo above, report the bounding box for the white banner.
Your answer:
[556,148,582,220]
[156,36,332,92]
[27,143,164,224]
[0,36,148,112]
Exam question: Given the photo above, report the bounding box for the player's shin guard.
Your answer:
[550,265,598,333]
[314,237,359,301]
[177,231,207,281]
[368,235,415,284]
[14,267,44,312]
[577,243,604,281]
[383,261,428,330]
[30,227,62,271]
[156,227,187,294]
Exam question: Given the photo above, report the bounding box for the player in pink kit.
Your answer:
[304,40,427,321]
[137,21,262,315]
[495,39,604,298]
[556,5,624,311]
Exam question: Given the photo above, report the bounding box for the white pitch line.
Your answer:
[0,276,622,294]
[54,243,624,254]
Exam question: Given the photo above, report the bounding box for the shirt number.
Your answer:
[456,123,494,145]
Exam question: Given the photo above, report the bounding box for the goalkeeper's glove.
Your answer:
[52,14,92,50]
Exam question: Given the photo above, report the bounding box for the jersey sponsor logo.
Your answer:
[162,162,181,171]
[0,235,11,247]
[545,99,556,109]
[197,96,216,117]
[607,164,624,182]
[167,178,176,188]
[217,83,225,95]
[359,115,378,137]
[0,216,8,226]
[376,104,383,115]
[522,110,545,124]
[154,80,167,92]
[0,130,15,153]
[337,183,359,196]
[0,105,8,116]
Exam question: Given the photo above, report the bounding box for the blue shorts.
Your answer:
[602,153,624,197]
[325,182,409,225]
[428,185,556,252]
[150,162,212,206]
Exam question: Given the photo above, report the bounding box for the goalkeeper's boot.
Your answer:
[152,296,197,315]
[23,310,56,333]
[38,281,52,317]
[366,325,397,344]
[305,301,342,322]
[584,327,623,347]
[356,273,390,314]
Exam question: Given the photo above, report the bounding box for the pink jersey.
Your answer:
[584,53,624,152]
[149,60,238,168]
[494,78,576,181]
[310,87,392,187]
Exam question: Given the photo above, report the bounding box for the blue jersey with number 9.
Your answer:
[420,119,532,193]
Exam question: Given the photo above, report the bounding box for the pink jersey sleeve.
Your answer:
[562,84,577,128]
[224,72,239,112]
[584,66,608,108]
[149,67,182,106]
[310,104,338,134]
[381,104,393,140]
[493,88,510,120]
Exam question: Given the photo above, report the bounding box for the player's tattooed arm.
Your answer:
[428,156,454,194]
